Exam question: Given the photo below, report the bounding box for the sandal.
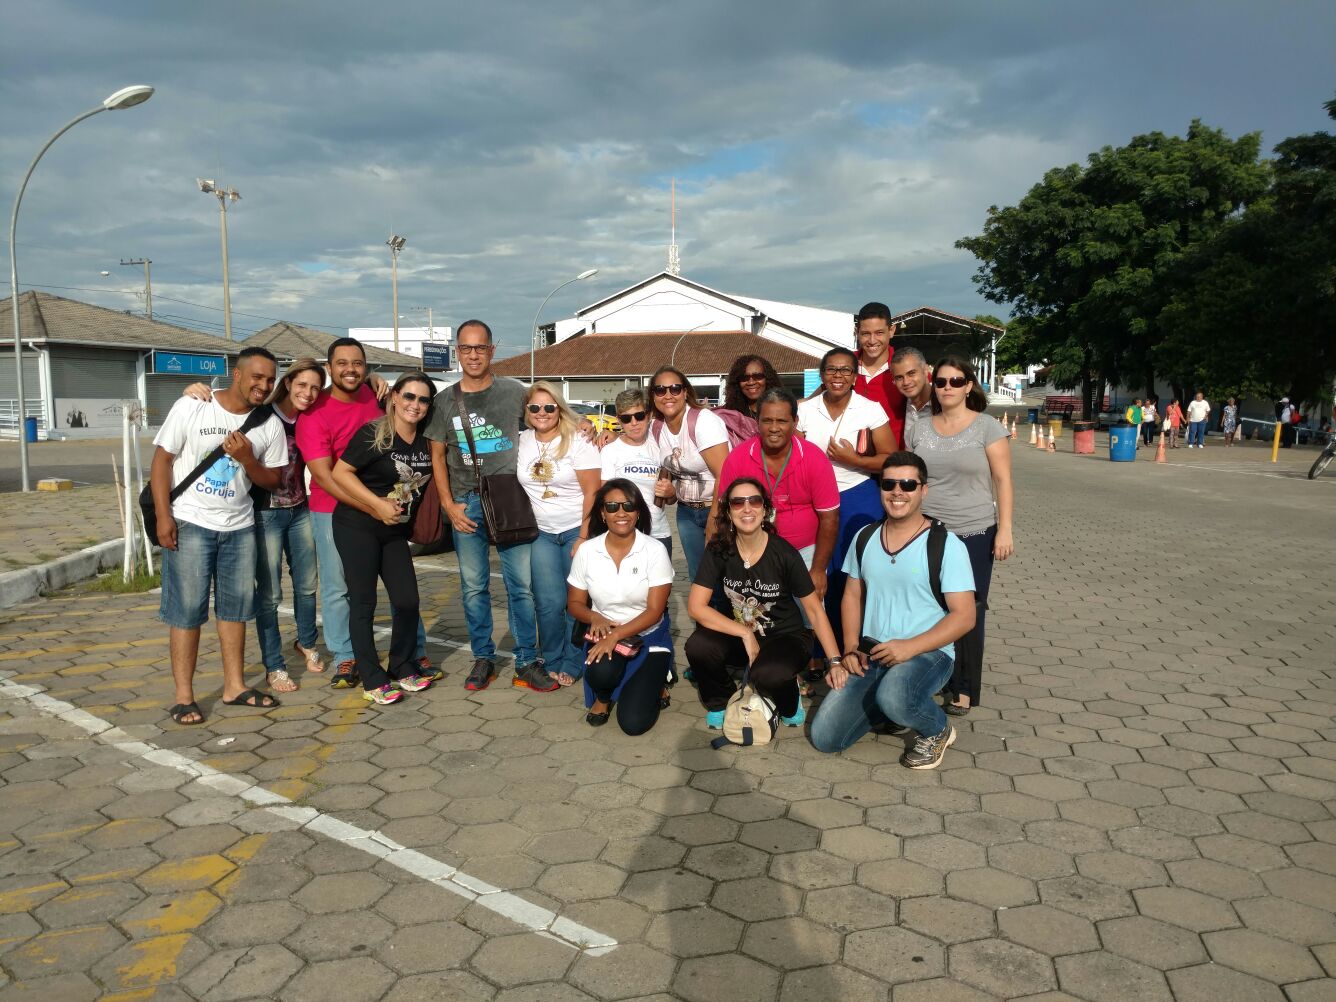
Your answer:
[294,641,326,673]
[222,687,280,709]
[554,672,578,688]
[267,670,298,693]
[168,702,205,726]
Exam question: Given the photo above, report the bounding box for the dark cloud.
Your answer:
[3,0,1333,352]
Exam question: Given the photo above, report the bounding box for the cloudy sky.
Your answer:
[4,1,1333,355]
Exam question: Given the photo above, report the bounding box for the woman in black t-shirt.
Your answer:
[331,373,437,707]
[686,477,843,728]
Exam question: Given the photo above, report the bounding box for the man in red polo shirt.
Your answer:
[713,388,840,599]
[854,302,908,449]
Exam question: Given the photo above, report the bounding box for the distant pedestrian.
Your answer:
[1166,399,1184,448]
[1125,399,1144,448]
[1186,392,1211,448]
[1278,397,1296,449]
[1141,399,1158,447]
[1222,398,1239,446]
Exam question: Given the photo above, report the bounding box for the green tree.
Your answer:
[958,122,1270,418]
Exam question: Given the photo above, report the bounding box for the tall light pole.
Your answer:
[411,305,434,339]
[120,257,152,319]
[387,235,406,353]
[197,179,240,340]
[530,268,598,384]
[9,84,154,492]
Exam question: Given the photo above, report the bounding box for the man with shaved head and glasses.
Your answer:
[809,451,976,770]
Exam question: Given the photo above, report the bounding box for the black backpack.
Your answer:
[851,519,950,634]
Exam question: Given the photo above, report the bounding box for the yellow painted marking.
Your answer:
[0,880,67,914]
[121,890,220,938]
[137,854,235,893]
[25,822,103,841]
[105,933,194,990]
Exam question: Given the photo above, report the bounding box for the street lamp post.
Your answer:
[387,235,406,353]
[9,85,154,492]
[120,257,152,319]
[197,179,241,340]
[530,269,598,384]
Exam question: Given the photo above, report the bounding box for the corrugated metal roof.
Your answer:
[493,330,821,378]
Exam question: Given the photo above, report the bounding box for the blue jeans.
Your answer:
[254,505,319,672]
[160,520,256,629]
[676,504,712,585]
[312,510,425,665]
[1188,420,1206,446]
[809,649,954,753]
[532,526,583,680]
[453,491,538,665]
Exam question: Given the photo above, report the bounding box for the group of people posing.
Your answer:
[150,301,1014,769]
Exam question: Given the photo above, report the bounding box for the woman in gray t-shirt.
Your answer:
[904,355,1014,714]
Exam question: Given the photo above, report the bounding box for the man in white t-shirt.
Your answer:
[151,347,288,726]
[600,389,673,555]
[1185,392,1211,448]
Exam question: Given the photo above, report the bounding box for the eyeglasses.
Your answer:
[457,344,492,355]
[601,500,638,513]
[739,371,766,383]
[527,403,557,414]
[934,376,969,389]
[399,391,433,404]
[880,478,924,492]
[618,410,648,423]
[727,494,765,510]
[652,383,686,397]
[823,366,855,377]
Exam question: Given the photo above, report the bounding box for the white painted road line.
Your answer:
[0,674,617,955]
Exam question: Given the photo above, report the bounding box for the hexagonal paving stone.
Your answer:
[1132,885,1239,933]
[856,858,944,898]
[950,938,1058,997]
[5,923,127,978]
[997,903,1099,956]
[182,943,304,1000]
[31,882,143,928]
[1202,927,1323,983]
[820,826,901,863]
[1234,896,1336,946]
[675,953,781,1002]
[684,842,770,881]
[947,866,1039,908]
[739,818,821,854]
[376,920,483,975]
[535,862,626,902]
[200,899,304,949]
[646,905,744,957]
[569,942,676,1000]
[1074,850,1168,890]
[844,925,944,983]
[741,916,842,969]
[1097,915,1208,969]
[900,895,995,944]
[1056,950,1172,1002]
[778,964,889,1002]
[1038,875,1135,922]
[284,910,395,963]
[282,956,398,1002]
[770,850,854,890]
[658,813,740,847]
[293,871,391,914]
[600,835,686,872]
[988,841,1075,880]
[713,876,804,921]
[90,932,213,994]
[1165,962,1287,1002]
[136,853,236,893]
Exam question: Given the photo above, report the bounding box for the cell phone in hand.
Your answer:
[858,636,878,655]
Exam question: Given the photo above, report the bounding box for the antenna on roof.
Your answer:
[667,178,681,277]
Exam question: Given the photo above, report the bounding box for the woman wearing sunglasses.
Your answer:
[647,365,730,585]
[329,373,438,706]
[599,389,674,554]
[722,355,781,421]
[685,478,844,730]
[567,480,675,733]
[517,381,601,689]
[904,355,1014,716]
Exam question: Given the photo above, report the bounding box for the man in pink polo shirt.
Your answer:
[714,387,840,599]
[296,338,430,688]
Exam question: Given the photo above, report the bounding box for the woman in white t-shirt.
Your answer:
[600,388,673,555]
[567,480,675,734]
[518,381,601,688]
[647,365,729,584]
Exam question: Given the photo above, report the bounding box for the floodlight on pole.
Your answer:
[9,85,154,492]
[530,268,598,384]
[198,178,241,340]
[387,235,406,353]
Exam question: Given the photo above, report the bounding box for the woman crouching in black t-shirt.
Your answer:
[686,477,844,729]
[330,372,437,707]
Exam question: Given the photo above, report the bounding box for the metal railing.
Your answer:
[0,399,48,437]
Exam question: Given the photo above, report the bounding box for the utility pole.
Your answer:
[411,305,434,339]
[120,257,152,319]
[197,179,240,339]
[387,235,406,353]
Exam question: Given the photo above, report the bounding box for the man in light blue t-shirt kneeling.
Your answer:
[809,451,976,769]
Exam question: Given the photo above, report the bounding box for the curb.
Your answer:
[0,539,126,610]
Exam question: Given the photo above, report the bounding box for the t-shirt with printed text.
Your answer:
[600,435,669,539]
[653,407,729,504]
[333,422,433,535]
[694,534,813,640]
[423,377,528,501]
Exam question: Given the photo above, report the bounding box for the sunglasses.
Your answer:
[728,494,765,510]
[739,371,766,383]
[601,499,638,513]
[652,383,686,397]
[618,410,648,423]
[934,376,969,389]
[880,478,924,492]
[527,403,557,414]
[399,390,433,404]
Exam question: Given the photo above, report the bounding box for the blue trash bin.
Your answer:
[1109,423,1137,462]
[23,416,37,443]
[1027,407,1039,424]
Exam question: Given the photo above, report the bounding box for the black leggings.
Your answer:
[949,525,995,706]
[586,649,671,736]
[685,627,808,718]
[333,516,419,691]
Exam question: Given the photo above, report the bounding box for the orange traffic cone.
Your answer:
[1001,411,1009,430]
[1028,421,1037,445]
[1047,434,1057,453]
[1010,416,1018,439]
[1035,424,1046,450]
[1155,432,1167,463]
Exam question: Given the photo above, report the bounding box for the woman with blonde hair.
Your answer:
[517,380,601,689]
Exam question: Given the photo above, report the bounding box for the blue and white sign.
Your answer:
[421,342,452,371]
[151,351,228,378]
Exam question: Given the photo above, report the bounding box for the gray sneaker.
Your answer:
[512,660,559,692]
[900,724,956,770]
[464,659,496,691]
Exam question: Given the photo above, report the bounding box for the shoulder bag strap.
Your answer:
[167,403,273,503]
[452,384,485,485]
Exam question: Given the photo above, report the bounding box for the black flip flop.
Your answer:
[168,702,205,726]
[222,687,280,709]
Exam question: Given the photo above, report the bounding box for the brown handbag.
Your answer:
[452,385,538,546]
[409,478,444,545]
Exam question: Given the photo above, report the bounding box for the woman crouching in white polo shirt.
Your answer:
[566,479,675,734]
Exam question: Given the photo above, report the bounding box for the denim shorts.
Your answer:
[160,519,257,629]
